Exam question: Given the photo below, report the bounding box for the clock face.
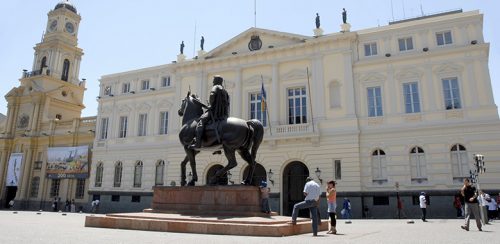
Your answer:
[65,22,74,34]
[49,20,57,32]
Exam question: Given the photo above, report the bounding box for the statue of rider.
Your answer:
[189,75,230,149]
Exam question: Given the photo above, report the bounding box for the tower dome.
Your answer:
[54,1,77,14]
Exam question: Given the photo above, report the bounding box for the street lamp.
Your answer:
[315,167,323,184]
[267,169,274,186]
[471,154,486,223]
[395,181,401,219]
[227,171,234,185]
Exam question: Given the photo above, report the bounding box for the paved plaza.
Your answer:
[0,211,497,244]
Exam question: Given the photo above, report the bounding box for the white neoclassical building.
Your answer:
[90,10,500,218]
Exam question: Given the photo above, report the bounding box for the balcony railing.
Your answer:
[269,123,318,139]
[22,69,50,78]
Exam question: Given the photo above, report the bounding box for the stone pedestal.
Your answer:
[197,50,207,58]
[177,54,186,62]
[341,23,351,32]
[84,185,328,236]
[146,185,267,216]
[313,28,324,37]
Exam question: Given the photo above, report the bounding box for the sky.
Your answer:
[0,1,499,117]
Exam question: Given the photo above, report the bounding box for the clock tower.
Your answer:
[5,0,85,134]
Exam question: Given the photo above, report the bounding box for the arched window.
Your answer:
[94,162,103,187]
[133,161,143,188]
[371,149,387,182]
[410,147,427,180]
[451,144,469,179]
[40,56,47,70]
[113,161,122,187]
[61,59,70,81]
[155,160,165,186]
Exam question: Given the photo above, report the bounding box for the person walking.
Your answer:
[342,198,352,219]
[289,177,321,236]
[259,180,271,214]
[326,180,337,234]
[454,195,463,218]
[419,192,427,222]
[461,178,482,231]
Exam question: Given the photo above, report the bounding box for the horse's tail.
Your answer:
[246,119,264,162]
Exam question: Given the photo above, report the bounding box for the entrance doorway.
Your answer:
[282,161,309,217]
[4,186,17,208]
[206,164,228,185]
[242,163,266,186]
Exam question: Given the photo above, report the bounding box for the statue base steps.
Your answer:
[85,185,328,236]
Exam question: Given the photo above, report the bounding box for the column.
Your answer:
[386,65,396,114]
[312,56,326,122]
[478,58,494,105]
[271,63,280,125]
[199,72,208,102]
[343,52,356,117]
[233,69,242,118]
[171,74,181,133]
[465,61,479,108]
[17,148,34,201]
[423,64,437,112]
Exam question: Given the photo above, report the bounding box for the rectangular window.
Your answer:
[138,113,147,136]
[367,87,383,117]
[75,179,85,199]
[249,92,267,126]
[111,195,120,202]
[50,179,60,197]
[155,162,165,186]
[133,164,142,188]
[159,112,169,135]
[287,87,307,124]
[34,161,43,170]
[141,80,150,90]
[398,37,414,51]
[334,160,341,180]
[373,196,390,205]
[30,177,40,198]
[403,82,421,113]
[119,116,128,138]
[95,164,103,187]
[436,31,453,46]
[161,76,171,87]
[131,196,141,202]
[364,42,378,56]
[122,83,130,93]
[104,86,112,95]
[99,118,109,140]
[442,77,461,110]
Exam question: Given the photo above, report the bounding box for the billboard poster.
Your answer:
[6,153,23,186]
[47,145,89,179]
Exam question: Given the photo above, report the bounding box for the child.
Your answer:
[260,180,271,214]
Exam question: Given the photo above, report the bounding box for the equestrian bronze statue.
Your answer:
[178,76,264,186]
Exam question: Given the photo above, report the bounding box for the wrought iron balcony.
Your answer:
[22,68,50,78]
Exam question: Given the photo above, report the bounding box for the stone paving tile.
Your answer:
[0,211,498,244]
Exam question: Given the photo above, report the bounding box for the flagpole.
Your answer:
[261,75,272,135]
[306,68,314,133]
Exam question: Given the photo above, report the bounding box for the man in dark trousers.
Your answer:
[461,178,482,231]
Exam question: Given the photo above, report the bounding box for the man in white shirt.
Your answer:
[290,177,321,236]
[419,192,427,222]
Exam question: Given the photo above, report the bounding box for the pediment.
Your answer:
[395,68,423,81]
[157,98,174,109]
[136,102,152,111]
[205,27,310,59]
[358,72,386,83]
[118,104,132,113]
[434,63,463,74]
[243,74,272,85]
[281,69,311,81]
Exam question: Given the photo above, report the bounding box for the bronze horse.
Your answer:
[178,92,264,186]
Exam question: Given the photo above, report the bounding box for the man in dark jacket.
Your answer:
[461,178,482,231]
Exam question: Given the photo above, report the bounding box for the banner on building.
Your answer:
[6,153,23,186]
[46,145,89,179]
